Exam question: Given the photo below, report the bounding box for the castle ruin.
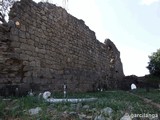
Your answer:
[0,0,124,95]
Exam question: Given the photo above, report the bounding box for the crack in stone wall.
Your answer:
[0,0,124,95]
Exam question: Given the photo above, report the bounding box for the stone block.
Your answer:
[23,65,33,71]
[11,28,19,35]
[20,43,30,50]
[19,30,26,38]
[19,38,27,43]
[12,35,19,41]
[30,61,36,66]
[20,54,29,60]
[27,39,34,45]
[11,41,20,48]
[20,24,26,32]
[26,33,31,39]
[24,71,32,77]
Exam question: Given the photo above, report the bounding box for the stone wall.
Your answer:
[0,0,124,94]
[121,75,159,91]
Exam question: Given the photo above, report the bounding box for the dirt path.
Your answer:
[128,92,160,109]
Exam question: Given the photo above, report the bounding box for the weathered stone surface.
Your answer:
[0,0,124,95]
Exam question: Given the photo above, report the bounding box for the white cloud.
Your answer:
[140,0,159,5]
[120,46,149,76]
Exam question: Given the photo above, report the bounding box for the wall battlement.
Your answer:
[0,0,124,95]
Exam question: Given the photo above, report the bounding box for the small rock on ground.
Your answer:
[28,107,42,115]
[94,114,105,120]
[120,113,132,120]
[101,107,113,116]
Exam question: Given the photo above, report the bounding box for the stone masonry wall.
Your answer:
[0,0,124,94]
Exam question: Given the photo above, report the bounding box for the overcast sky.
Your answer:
[34,0,160,76]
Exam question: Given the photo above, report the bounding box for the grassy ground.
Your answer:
[0,90,159,119]
[134,88,160,104]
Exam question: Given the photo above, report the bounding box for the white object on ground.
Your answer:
[46,98,98,103]
[131,83,137,90]
[28,89,34,96]
[28,107,42,115]
[101,107,113,116]
[43,91,51,99]
[120,113,132,120]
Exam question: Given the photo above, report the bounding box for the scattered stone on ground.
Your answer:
[82,105,90,110]
[28,107,42,115]
[76,102,82,111]
[101,107,113,116]
[70,103,77,111]
[94,114,105,120]
[120,113,132,120]
[1,93,159,120]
